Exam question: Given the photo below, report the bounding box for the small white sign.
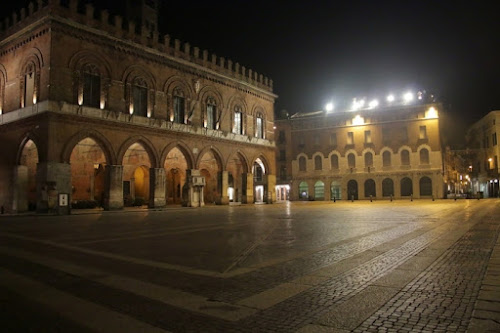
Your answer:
[59,193,68,207]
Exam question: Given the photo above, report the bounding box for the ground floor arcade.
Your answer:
[289,171,444,201]
[0,113,276,214]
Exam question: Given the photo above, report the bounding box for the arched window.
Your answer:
[173,87,185,123]
[401,149,410,166]
[382,178,394,197]
[299,156,306,171]
[364,179,376,197]
[331,154,339,169]
[348,153,356,168]
[420,176,432,196]
[255,113,264,139]
[22,62,37,108]
[420,148,430,164]
[365,152,373,167]
[314,181,325,199]
[82,64,101,108]
[314,155,322,170]
[299,181,308,199]
[206,96,217,129]
[233,105,243,134]
[383,151,391,167]
[401,177,413,196]
[330,181,341,200]
[132,77,148,117]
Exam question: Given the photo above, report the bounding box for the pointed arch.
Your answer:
[16,131,43,165]
[118,135,158,168]
[195,145,224,170]
[19,48,44,108]
[160,141,194,170]
[62,129,116,165]
[226,151,249,174]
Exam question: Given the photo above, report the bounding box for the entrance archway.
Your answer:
[420,176,432,196]
[330,180,341,200]
[252,158,266,203]
[122,142,152,206]
[299,181,308,200]
[70,138,107,207]
[382,178,394,197]
[347,179,358,200]
[314,180,325,200]
[227,153,247,203]
[364,179,376,198]
[401,177,413,196]
[164,147,188,204]
[17,139,39,211]
[198,149,222,204]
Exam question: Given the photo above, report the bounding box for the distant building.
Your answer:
[466,111,500,198]
[275,100,445,201]
[0,0,277,213]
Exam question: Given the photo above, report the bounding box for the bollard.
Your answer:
[351,195,354,202]
[390,194,393,202]
[432,195,435,201]
[333,196,336,203]
[370,195,372,202]
[410,194,413,202]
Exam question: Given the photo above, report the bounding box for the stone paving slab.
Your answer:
[0,200,499,332]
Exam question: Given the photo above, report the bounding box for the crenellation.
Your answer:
[128,20,135,36]
[69,0,77,13]
[101,10,109,25]
[0,0,273,91]
[235,63,240,77]
[163,34,170,50]
[114,15,123,37]
[85,3,94,23]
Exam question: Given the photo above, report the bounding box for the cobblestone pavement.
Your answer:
[0,200,499,332]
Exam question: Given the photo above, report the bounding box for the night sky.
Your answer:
[2,1,499,144]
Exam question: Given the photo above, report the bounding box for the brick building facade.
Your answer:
[0,0,277,213]
[275,101,444,201]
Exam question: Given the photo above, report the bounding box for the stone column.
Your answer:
[13,165,28,213]
[242,173,254,203]
[217,171,229,205]
[149,168,166,208]
[104,165,123,210]
[266,174,276,203]
[36,162,72,214]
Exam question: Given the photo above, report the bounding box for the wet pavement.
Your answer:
[0,200,499,332]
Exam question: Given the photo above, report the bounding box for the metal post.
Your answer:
[390,194,393,202]
[351,195,354,202]
[410,194,413,202]
[370,195,372,202]
[333,196,336,203]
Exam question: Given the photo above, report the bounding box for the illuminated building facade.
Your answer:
[466,111,500,198]
[275,99,445,201]
[0,0,277,213]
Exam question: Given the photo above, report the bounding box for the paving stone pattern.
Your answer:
[0,200,498,333]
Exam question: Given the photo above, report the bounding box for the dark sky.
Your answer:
[2,1,499,142]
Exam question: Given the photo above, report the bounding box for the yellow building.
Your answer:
[276,98,444,200]
[466,110,500,197]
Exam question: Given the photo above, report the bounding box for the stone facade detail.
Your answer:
[0,1,277,213]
